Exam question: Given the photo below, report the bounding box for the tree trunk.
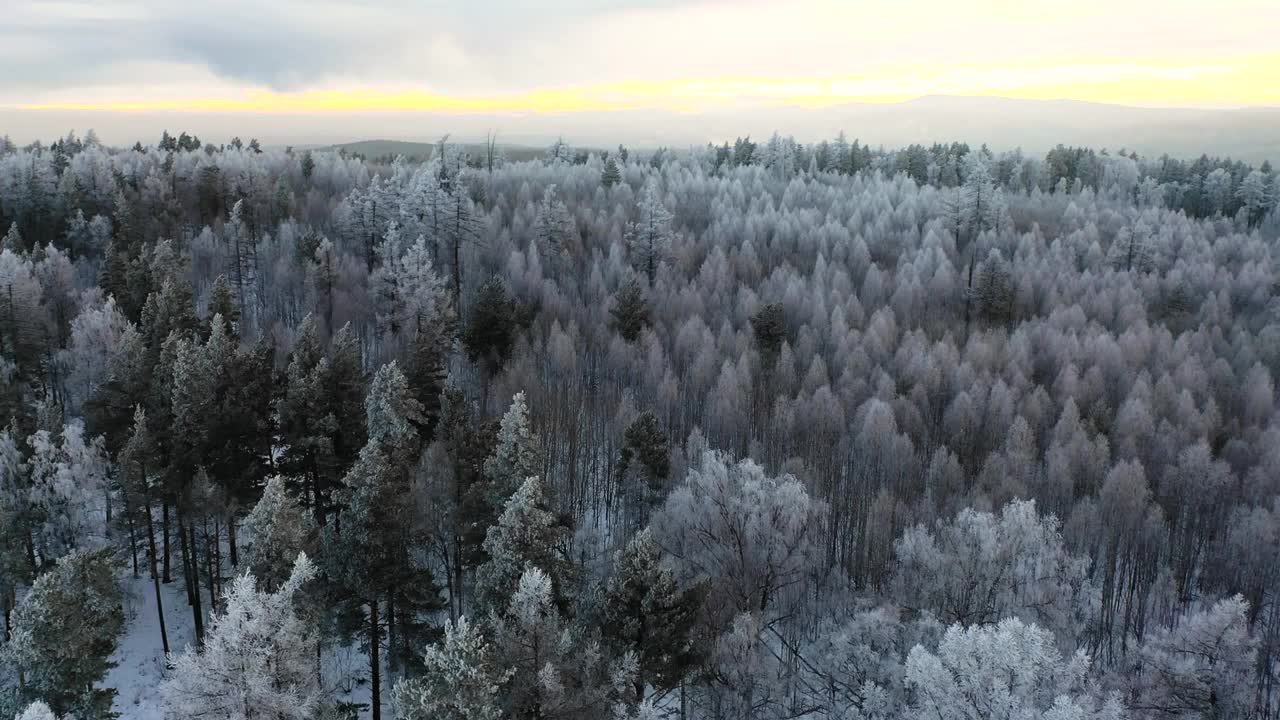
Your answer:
[144,499,170,655]
[3,587,13,642]
[203,518,218,615]
[369,599,382,720]
[126,502,140,577]
[177,507,205,645]
[227,514,238,567]
[162,500,172,582]
[387,595,398,673]
[451,235,463,318]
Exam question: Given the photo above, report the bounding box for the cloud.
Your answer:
[2,0,1278,107]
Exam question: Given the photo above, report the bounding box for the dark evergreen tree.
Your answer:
[750,302,786,372]
[205,274,240,336]
[6,547,124,719]
[601,157,622,188]
[462,276,516,381]
[323,363,444,720]
[609,273,650,343]
[617,411,669,529]
[602,529,704,703]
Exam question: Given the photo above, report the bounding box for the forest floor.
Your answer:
[104,571,378,719]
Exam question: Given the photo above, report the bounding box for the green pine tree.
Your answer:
[5,547,124,719]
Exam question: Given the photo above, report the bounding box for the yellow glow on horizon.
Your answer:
[16,54,1280,114]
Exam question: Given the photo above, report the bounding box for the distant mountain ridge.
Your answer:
[5,96,1278,162]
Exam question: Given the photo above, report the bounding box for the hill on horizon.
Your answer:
[5,95,1279,163]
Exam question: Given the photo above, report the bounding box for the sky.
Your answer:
[3,0,1280,144]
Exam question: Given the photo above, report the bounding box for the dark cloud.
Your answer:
[0,0,707,96]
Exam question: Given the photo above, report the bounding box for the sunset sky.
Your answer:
[6,0,1280,115]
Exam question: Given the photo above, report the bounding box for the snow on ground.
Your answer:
[104,570,382,719]
[105,574,195,720]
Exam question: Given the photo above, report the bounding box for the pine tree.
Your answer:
[1,223,21,253]
[392,617,511,720]
[0,423,35,606]
[27,422,109,564]
[117,406,169,655]
[602,529,703,703]
[534,185,576,258]
[201,329,276,555]
[491,567,623,720]
[601,157,622,188]
[474,477,574,616]
[436,386,499,612]
[323,363,444,720]
[608,274,650,343]
[441,185,483,316]
[5,547,123,719]
[275,317,366,524]
[483,392,542,506]
[625,182,674,284]
[300,150,315,180]
[617,412,669,530]
[206,274,240,336]
[462,276,517,381]
[403,321,450,444]
[242,475,312,592]
[162,554,322,720]
[750,302,786,372]
[974,248,1014,327]
[371,234,451,343]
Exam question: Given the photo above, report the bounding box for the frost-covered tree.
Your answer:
[61,296,130,414]
[371,234,451,343]
[1202,169,1233,216]
[1109,222,1156,273]
[1,223,22,252]
[904,618,1124,720]
[391,617,511,720]
[241,475,312,592]
[491,567,622,720]
[545,138,574,165]
[162,554,321,720]
[0,423,34,589]
[893,500,1094,643]
[12,702,67,720]
[651,450,823,631]
[793,606,912,719]
[625,182,674,284]
[1236,170,1270,226]
[474,477,573,616]
[5,547,123,719]
[535,185,576,258]
[1130,595,1256,719]
[27,422,110,563]
[483,392,542,506]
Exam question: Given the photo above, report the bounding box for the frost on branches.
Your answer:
[161,553,321,720]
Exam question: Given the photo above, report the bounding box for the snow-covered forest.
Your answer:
[1,129,1280,720]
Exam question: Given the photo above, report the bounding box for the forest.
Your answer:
[0,127,1279,720]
